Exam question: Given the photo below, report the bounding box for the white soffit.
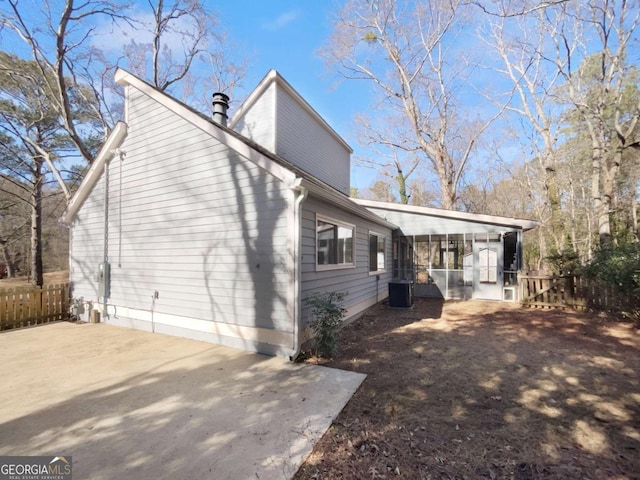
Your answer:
[353,199,539,231]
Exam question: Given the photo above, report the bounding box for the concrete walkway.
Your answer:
[0,322,365,480]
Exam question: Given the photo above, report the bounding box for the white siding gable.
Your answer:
[231,71,352,195]
[233,81,276,152]
[275,85,351,195]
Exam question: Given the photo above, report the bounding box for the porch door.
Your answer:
[473,240,503,300]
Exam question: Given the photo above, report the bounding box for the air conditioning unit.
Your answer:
[503,286,517,302]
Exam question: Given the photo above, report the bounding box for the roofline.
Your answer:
[229,69,353,153]
[302,185,397,230]
[353,199,539,231]
[114,68,299,187]
[61,121,128,225]
[62,68,382,227]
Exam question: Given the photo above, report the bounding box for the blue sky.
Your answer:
[216,1,379,190]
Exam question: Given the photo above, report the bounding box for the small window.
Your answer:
[479,247,498,283]
[317,216,355,269]
[369,232,386,273]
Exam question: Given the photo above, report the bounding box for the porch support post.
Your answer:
[516,230,523,272]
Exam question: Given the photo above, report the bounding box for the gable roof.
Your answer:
[229,69,352,153]
[61,68,393,229]
[353,199,538,231]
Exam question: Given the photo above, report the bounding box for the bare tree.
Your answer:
[468,0,571,18]
[1,0,132,165]
[323,0,504,209]
[121,0,247,109]
[483,8,572,252]
[354,114,421,204]
[552,0,640,247]
[0,181,29,278]
[0,53,87,285]
[363,179,397,203]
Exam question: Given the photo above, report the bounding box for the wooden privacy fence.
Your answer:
[520,274,630,313]
[520,275,584,309]
[0,283,70,331]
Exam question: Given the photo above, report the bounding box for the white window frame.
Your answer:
[368,231,387,274]
[316,214,356,271]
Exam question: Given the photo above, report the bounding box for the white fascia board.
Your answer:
[302,181,397,230]
[60,121,128,224]
[229,69,353,154]
[353,198,539,231]
[114,68,297,186]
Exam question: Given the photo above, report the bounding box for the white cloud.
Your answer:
[261,10,300,31]
[90,8,200,55]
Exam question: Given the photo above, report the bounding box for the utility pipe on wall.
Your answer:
[102,161,109,319]
[289,182,308,361]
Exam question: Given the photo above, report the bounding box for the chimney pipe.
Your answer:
[212,92,230,126]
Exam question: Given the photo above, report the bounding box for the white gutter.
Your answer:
[289,182,308,361]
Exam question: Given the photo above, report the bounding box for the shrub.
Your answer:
[581,243,640,293]
[304,291,347,358]
[581,243,640,321]
[546,248,581,275]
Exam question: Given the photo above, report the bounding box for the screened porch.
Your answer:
[393,231,521,301]
[354,199,537,302]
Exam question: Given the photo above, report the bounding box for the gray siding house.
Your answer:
[63,68,536,358]
[62,68,394,358]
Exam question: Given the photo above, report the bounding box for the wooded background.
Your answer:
[1,0,638,285]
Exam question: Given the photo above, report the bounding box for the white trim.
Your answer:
[353,198,539,231]
[503,286,517,302]
[229,70,352,153]
[124,85,130,123]
[368,230,388,275]
[96,304,293,348]
[61,121,128,224]
[316,264,358,272]
[114,68,297,186]
[303,182,397,230]
[315,213,356,271]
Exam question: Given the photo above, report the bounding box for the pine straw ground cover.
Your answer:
[294,299,640,480]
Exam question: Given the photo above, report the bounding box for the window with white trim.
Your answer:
[478,247,498,283]
[369,232,386,273]
[316,216,355,268]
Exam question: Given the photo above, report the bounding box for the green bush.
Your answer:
[581,243,640,321]
[581,243,640,293]
[305,291,347,358]
[547,248,582,275]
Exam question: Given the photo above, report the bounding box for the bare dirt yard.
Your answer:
[0,271,68,289]
[294,299,640,480]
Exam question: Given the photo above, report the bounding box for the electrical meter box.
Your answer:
[97,262,111,300]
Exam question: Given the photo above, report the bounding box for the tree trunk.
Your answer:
[396,170,409,204]
[30,159,43,287]
[589,114,611,248]
[633,180,639,240]
[544,166,563,251]
[0,240,15,278]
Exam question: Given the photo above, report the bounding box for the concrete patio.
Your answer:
[0,322,365,480]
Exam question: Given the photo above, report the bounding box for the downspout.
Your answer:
[289,183,308,361]
[102,161,109,319]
